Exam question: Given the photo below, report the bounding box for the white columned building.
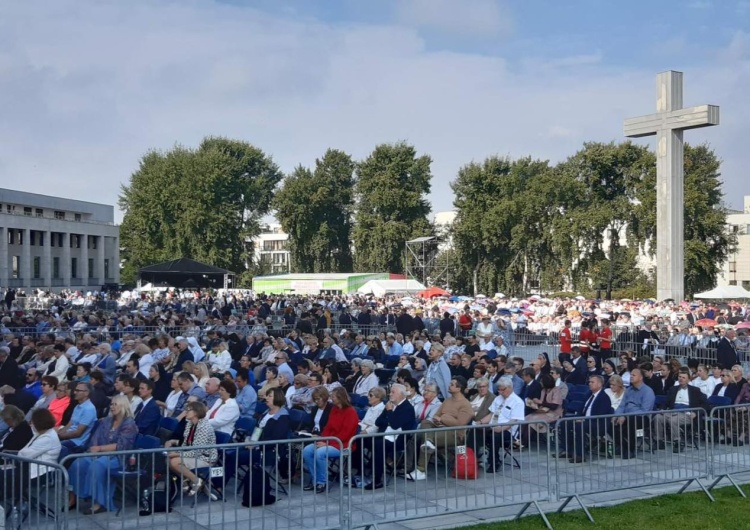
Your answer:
[0,188,120,292]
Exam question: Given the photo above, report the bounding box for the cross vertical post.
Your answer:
[623,71,719,302]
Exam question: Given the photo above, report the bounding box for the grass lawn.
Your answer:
[459,484,750,530]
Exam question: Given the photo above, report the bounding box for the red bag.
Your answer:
[451,446,477,480]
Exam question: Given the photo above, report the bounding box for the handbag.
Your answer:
[451,446,477,480]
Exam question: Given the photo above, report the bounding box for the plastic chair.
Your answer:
[160,416,180,434]
[215,431,232,445]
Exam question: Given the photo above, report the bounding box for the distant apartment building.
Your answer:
[0,188,120,291]
[250,224,290,273]
[717,195,750,288]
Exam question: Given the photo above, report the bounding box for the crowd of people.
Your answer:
[0,289,749,514]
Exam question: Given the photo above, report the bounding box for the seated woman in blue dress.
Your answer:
[67,395,138,514]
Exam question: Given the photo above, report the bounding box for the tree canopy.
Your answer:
[449,141,734,298]
[119,137,281,284]
[272,149,355,273]
[352,142,433,273]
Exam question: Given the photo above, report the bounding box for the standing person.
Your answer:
[597,319,613,364]
[424,344,451,401]
[559,320,573,363]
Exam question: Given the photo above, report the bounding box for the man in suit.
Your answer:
[0,347,20,389]
[364,383,415,490]
[653,368,707,452]
[567,347,588,385]
[558,375,612,463]
[135,380,161,436]
[717,330,739,371]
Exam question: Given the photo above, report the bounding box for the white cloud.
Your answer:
[393,0,513,39]
[0,0,747,225]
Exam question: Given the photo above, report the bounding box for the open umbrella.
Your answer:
[736,321,750,330]
[695,318,718,327]
[417,287,450,299]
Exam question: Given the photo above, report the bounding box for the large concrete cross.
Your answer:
[624,70,719,302]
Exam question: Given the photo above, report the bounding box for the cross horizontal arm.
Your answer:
[624,104,719,138]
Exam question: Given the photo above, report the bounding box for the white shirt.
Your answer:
[675,387,690,406]
[18,430,61,479]
[584,391,601,417]
[359,402,385,434]
[207,350,233,373]
[207,398,240,435]
[690,377,716,398]
[488,392,525,435]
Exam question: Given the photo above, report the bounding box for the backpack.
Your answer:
[451,446,478,480]
[139,474,179,515]
[241,464,276,507]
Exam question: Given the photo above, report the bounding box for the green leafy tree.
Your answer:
[352,142,432,273]
[273,149,355,273]
[119,137,282,284]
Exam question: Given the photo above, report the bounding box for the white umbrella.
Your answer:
[575,295,585,301]
[494,293,506,299]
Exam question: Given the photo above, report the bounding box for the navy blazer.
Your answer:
[584,391,613,435]
[716,338,739,370]
[375,400,416,449]
[711,383,740,403]
[135,398,161,436]
[665,384,707,411]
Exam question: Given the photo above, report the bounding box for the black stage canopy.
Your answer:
[138,258,233,288]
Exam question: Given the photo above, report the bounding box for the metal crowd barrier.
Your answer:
[344,421,554,530]
[58,436,346,530]
[707,403,750,497]
[0,453,68,530]
[7,406,750,529]
[552,408,711,521]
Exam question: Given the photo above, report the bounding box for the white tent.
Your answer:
[693,285,750,300]
[357,279,426,297]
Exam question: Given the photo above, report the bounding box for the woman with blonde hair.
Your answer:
[193,362,210,389]
[67,395,138,514]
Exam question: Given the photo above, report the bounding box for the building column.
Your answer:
[0,227,7,288]
[43,231,52,289]
[61,232,71,288]
[21,229,31,289]
[113,236,120,283]
[80,234,89,288]
[97,236,106,284]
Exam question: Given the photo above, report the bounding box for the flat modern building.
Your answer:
[0,188,120,291]
[717,195,750,288]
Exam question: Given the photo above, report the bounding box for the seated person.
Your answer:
[406,378,474,481]
[364,384,415,490]
[471,377,524,472]
[165,401,218,496]
[0,409,61,509]
[67,395,138,514]
[305,387,332,435]
[49,382,71,427]
[302,387,359,493]
[56,382,98,453]
[0,405,33,452]
[232,388,291,494]
[206,380,241,435]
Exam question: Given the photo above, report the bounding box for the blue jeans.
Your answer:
[68,456,122,511]
[302,444,340,486]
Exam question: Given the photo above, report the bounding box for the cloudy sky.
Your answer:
[1,0,748,222]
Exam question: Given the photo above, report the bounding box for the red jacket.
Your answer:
[321,405,359,451]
